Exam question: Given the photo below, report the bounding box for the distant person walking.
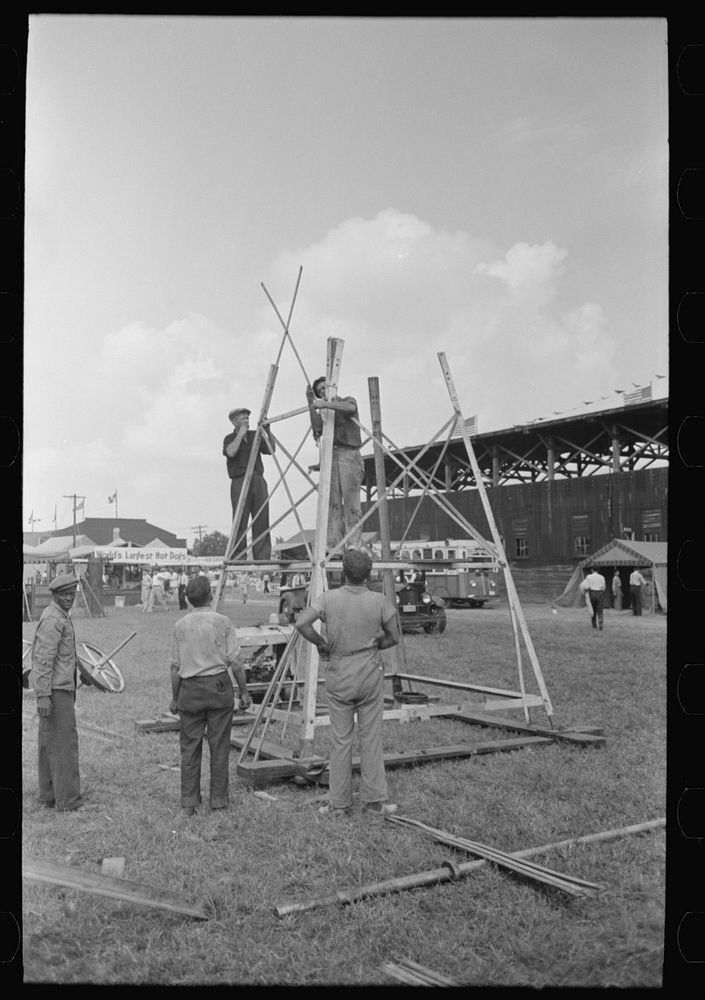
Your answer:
[169,576,251,816]
[147,570,169,612]
[629,568,647,616]
[178,569,189,610]
[580,566,606,632]
[611,569,622,610]
[140,570,152,610]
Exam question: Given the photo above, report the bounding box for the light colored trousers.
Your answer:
[329,447,363,550]
[325,654,388,810]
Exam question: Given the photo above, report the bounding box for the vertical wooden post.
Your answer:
[492,446,500,486]
[611,425,621,472]
[369,377,406,684]
[546,437,555,481]
[297,337,344,752]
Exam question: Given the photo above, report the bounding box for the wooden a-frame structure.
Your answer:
[213,271,604,784]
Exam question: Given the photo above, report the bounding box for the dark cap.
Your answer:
[49,573,79,593]
[228,407,251,419]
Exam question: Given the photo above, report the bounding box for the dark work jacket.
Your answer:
[223,430,272,479]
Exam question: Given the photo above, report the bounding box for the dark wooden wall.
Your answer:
[363,467,667,568]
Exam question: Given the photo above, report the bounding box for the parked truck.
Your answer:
[424,568,497,608]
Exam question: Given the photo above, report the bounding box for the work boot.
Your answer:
[318,804,352,817]
[363,802,398,816]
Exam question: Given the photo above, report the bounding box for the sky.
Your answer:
[23,16,668,548]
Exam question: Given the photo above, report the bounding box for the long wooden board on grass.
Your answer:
[23,855,212,920]
[444,710,607,747]
[234,735,555,784]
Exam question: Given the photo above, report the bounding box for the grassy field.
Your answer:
[21,591,666,986]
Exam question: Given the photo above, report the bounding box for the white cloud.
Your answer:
[24,210,622,534]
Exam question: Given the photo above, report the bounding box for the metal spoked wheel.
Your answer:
[78,641,125,694]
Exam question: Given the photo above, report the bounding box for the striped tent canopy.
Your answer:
[577,539,667,569]
[553,539,667,612]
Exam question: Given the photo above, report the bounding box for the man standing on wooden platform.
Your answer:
[31,573,87,811]
[307,376,364,551]
[170,576,251,817]
[223,406,275,560]
[295,549,400,817]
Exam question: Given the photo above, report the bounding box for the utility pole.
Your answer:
[63,494,85,546]
[191,525,208,546]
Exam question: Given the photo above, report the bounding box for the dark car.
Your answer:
[277,567,447,635]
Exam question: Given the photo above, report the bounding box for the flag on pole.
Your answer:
[108,492,117,504]
[453,415,478,436]
[28,509,34,525]
[623,385,652,406]
[76,498,85,514]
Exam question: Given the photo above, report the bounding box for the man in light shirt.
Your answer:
[629,568,647,616]
[580,565,606,632]
[170,576,251,816]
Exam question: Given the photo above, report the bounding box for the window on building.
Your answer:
[642,509,662,542]
[447,549,456,559]
[571,515,590,557]
[513,519,529,559]
[422,548,432,559]
[574,536,591,556]
[412,549,423,560]
[433,549,444,559]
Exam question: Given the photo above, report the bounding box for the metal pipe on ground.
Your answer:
[273,818,665,917]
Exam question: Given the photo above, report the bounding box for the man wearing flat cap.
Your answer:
[30,573,85,811]
[223,407,275,560]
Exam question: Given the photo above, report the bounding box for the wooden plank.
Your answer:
[23,855,211,920]
[386,672,531,700]
[447,709,606,746]
[481,697,545,711]
[236,736,554,784]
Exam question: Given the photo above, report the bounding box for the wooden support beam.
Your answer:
[448,709,606,746]
[235,735,555,785]
[23,855,212,920]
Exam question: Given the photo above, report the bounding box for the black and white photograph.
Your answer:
[21,16,668,987]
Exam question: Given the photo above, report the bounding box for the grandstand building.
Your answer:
[361,397,667,603]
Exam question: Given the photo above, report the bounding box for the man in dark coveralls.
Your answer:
[223,407,275,560]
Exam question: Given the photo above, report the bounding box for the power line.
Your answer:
[191,525,208,543]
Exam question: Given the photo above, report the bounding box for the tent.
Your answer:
[553,540,667,612]
[23,535,98,581]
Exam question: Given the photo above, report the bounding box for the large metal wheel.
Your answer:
[78,641,125,693]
